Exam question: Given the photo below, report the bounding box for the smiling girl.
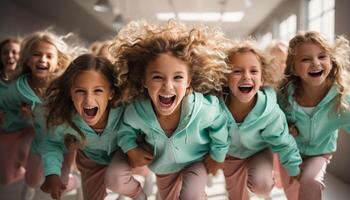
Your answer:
[278,31,350,200]
[221,40,302,200]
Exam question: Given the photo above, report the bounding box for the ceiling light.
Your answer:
[222,12,244,22]
[157,12,176,21]
[94,0,111,12]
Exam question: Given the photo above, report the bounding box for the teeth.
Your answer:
[84,106,95,109]
[310,69,323,73]
[239,84,252,87]
[159,94,175,98]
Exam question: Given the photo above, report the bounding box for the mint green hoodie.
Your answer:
[221,87,302,176]
[40,106,124,176]
[117,92,229,175]
[278,84,350,156]
[0,74,44,154]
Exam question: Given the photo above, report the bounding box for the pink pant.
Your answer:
[0,127,34,185]
[223,149,274,200]
[77,150,146,200]
[279,154,331,200]
[156,162,208,200]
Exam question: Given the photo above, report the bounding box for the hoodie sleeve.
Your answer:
[261,109,302,176]
[117,114,139,153]
[40,128,67,176]
[207,104,229,163]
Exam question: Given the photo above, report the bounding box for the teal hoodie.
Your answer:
[278,84,350,156]
[117,92,229,175]
[221,87,302,176]
[40,106,124,176]
[0,74,44,154]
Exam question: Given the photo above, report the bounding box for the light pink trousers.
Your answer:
[223,149,275,200]
[0,127,34,185]
[77,150,147,200]
[279,154,331,200]
[156,162,208,200]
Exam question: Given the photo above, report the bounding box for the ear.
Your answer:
[109,91,115,100]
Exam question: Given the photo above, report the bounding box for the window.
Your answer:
[279,14,297,43]
[308,0,335,40]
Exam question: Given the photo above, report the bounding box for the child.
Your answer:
[0,37,21,83]
[0,37,26,185]
[41,54,148,200]
[0,30,78,199]
[221,40,302,200]
[111,20,230,200]
[278,31,350,200]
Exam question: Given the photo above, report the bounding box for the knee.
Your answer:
[104,171,129,191]
[248,177,274,196]
[299,176,323,189]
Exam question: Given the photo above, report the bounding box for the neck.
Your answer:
[91,109,109,131]
[296,81,332,107]
[156,105,181,135]
[27,75,48,97]
[228,95,256,123]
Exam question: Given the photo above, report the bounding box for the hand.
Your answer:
[289,124,299,137]
[20,103,34,119]
[41,174,66,200]
[289,174,301,184]
[64,134,79,152]
[204,154,224,175]
[127,147,154,168]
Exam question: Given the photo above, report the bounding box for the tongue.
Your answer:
[159,96,173,105]
[239,87,252,93]
[84,107,98,116]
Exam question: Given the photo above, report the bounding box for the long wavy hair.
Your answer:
[45,54,121,141]
[225,39,282,90]
[110,20,231,103]
[279,31,350,111]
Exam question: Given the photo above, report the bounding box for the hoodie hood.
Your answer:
[130,92,202,134]
[16,74,42,106]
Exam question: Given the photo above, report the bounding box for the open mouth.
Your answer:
[238,85,253,93]
[159,94,176,107]
[36,65,49,71]
[308,70,323,77]
[83,106,98,117]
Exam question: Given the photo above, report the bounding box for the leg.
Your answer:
[180,162,208,200]
[298,155,331,200]
[104,151,145,199]
[246,149,274,197]
[223,156,249,200]
[156,172,182,200]
[76,150,107,200]
[22,152,43,200]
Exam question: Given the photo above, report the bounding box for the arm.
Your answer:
[261,112,302,177]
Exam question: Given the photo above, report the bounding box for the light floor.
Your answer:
[1,171,349,200]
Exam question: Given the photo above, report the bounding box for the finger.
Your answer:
[40,185,49,193]
[143,153,154,160]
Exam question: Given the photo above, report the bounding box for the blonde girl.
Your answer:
[110,20,230,200]
[221,40,302,200]
[277,31,350,200]
[0,30,78,200]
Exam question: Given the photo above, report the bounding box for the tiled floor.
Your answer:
[1,171,349,200]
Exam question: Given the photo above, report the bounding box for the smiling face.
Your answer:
[70,70,114,129]
[144,53,191,117]
[227,51,263,104]
[1,41,20,72]
[26,41,58,80]
[293,42,332,88]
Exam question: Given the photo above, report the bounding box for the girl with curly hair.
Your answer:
[220,39,301,200]
[277,31,350,200]
[110,20,230,200]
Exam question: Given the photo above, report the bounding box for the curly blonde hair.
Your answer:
[110,20,230,103]
[225,39,282,89]
[280,31,350,111]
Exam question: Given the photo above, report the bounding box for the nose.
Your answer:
[39,55,47,63]
[162,79,174,90]
[312,57,321,67]
[243,71,251,80]
[85,92,94,104]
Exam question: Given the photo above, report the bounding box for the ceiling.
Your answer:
[13,0,286,43]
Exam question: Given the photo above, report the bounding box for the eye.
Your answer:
[94,88,104,93]
[301,58,310,62]
[74,89,85,94]
[152,75,162,80]
[232,70,242,75]
[174,75,184,80]
[319,54,328,59]
[251,69,259,74]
